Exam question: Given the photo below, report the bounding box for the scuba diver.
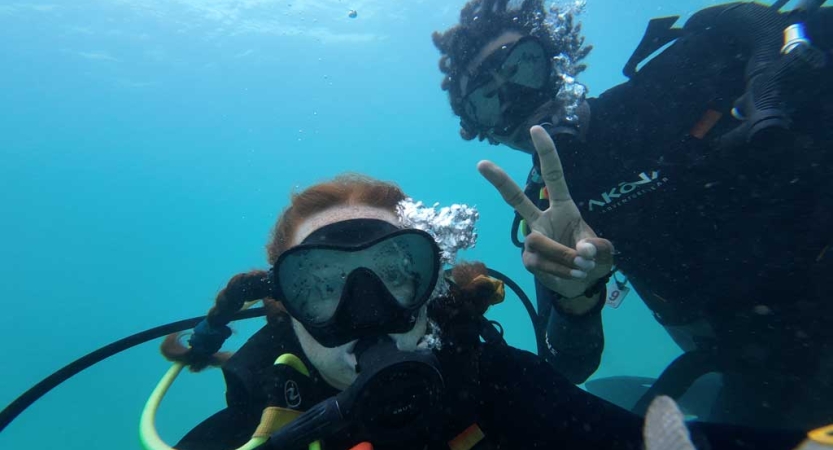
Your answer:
[1,171,830,448]
[140,173,813,450]
[432,0,833,429]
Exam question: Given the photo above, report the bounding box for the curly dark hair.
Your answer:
[432,0,592,143]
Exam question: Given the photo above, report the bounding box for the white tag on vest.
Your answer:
[605,277,631,309]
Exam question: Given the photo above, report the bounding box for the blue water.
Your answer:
[0,0,748,447]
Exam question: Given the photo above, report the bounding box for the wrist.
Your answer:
[553,291,604,316]
[551,272,611,316]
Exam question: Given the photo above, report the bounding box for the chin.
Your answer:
[291,308,429,390]
[493,132,534,153]
[291,319,358,389]
[329,363,359,391]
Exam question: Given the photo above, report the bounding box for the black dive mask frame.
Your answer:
[269,222,442,348]
[460,35,553,138]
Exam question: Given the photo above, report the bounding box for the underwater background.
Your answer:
[0,0,760,448]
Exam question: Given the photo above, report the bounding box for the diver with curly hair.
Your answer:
[433,0,833,429]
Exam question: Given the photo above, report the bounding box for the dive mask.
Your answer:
[461,36,552,136]
[269,219,442,348]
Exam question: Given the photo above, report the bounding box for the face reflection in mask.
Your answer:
[288,205,431,391]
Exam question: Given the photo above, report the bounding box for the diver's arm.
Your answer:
[481,345,807,450]
[480,343,642,448]
[539,281,604,384]
[517,165,606,384]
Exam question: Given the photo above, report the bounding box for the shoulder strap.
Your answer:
[623,16,684,79]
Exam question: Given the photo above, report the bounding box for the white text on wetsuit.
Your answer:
[587,171,668,212]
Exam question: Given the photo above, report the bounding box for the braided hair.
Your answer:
[432,0,592,143]
[161,174,505,371]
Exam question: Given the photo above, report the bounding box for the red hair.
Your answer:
[161,173,501,371]
[161,174,407,370]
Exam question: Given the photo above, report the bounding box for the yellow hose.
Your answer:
[139,363,267,450]
[139,363,184,450]
[808,424,833,445]
[140,357,320,450]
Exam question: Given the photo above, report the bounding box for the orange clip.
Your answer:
[690,109,723,139]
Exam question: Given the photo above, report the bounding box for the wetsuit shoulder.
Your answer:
[476,345,806,450]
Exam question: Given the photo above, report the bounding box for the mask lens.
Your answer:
[275,231,440,325]
[370,233,436,308]
[501,39,548,89]
[276,247,345,325]
[462,38,549,130]
[464,86,502,127]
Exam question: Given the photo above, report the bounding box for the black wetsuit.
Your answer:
[175,318,805,450]
[534,2,833,429]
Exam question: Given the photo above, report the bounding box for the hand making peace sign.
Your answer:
[478,126,614,313]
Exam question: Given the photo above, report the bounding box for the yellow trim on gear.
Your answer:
[809,424,833,445]
[518,186,549,237]
[276,353,310,377]
[139,362,268,450]
[253,407,304,438]
[448,423,485,450]
[140,353,317,450]
[139,363,183,450]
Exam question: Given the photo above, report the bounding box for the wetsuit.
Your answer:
[175,317,805,450]
[532,2,833,429]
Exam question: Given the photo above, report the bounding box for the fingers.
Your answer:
[529,125,572,203]
[576,241,597,259]
[478,160,542,224]
[523,232,589,280]
[579,237,615,267]
[524,233,616,282]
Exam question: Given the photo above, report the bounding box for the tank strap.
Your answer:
[623,16,684,78]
